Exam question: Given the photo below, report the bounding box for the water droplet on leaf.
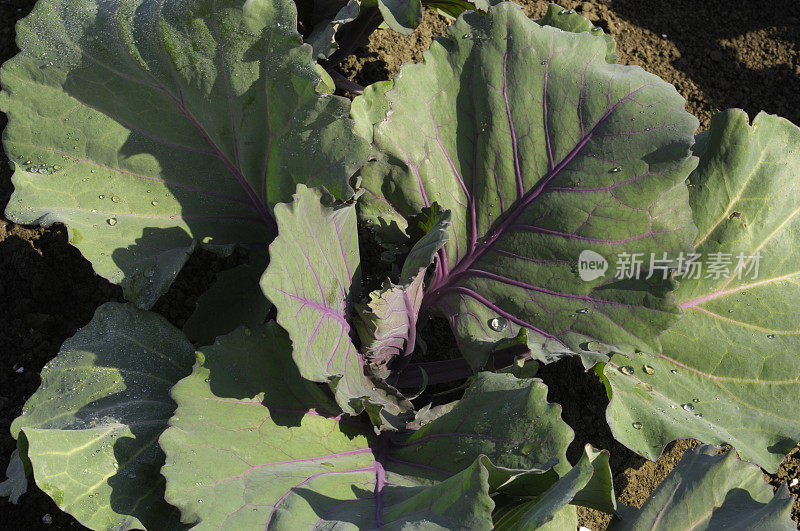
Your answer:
[643,365,655,375]
[682,403,694,412]
[106,218,117,226]
[632,422,643,429]
[489,317,508,331]
[609,167,622,173]
[619,365,634,375]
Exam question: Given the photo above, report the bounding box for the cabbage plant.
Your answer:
[1,0,798,529]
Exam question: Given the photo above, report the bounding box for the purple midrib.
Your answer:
[424,83,651,309]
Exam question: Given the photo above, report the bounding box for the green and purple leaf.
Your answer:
[1,0,369,308]
[358,2,698,369]
[356,208,450,368]
[604,110,800,472]
[261,184,411,423]
[160,325,571,528]
[10,303,194,530]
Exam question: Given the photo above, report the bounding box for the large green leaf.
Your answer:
[10,302,194,530]
[161,325,571,528]
[391,372,573,478]
[261,184,411,424]
[604,110,800,472]
[357,2,698,368]
[612,445,795,529]
[1,0,369,308]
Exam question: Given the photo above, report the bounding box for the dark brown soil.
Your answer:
[2,1,799,529]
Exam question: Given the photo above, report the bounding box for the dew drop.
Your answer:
[609,166,622,173]
[619,365,634,375]
[643,365,655,375]
[692,398,700,403]
[106,218,117,226]
[111,195,121,203]
[144,267,155,278]
[590,27,602,33]
[767,334,776,339]
[91,169,96,173]
[576,307,590,314]
[98,194,105,199]
[670,369,678,374]
[681,403,694,412]
[632,422,643,430]
[695,413,704,418]
[489,317,508,332]
[541,60,547,65]
[151,200,159,206]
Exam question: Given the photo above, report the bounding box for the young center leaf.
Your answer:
[260,185,411,424]
[603,110,800,472]
[10,303,194,530]
[358,2,699,368]
[612,445,796,529]
[160,325,572,529]
[1,0,368,308]
[356,207,450,369]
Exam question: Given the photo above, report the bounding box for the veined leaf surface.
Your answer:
[161,325,573,529]
[261,185,410,423]
[604,110,800,472]
[1,0,368,307]
[10,303,194,530]
[358,2,698,368]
